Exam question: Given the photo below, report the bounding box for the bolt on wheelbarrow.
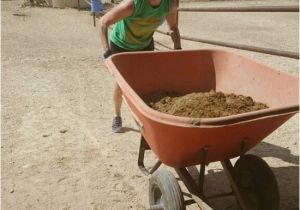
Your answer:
[105,49,299,210]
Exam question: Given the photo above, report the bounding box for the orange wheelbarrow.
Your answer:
[105,49,299,210]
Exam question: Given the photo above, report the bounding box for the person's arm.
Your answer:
[166,0,181,50]
[98,0,134,57]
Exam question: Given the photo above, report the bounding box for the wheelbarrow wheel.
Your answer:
[149,169,186,210]
[234,154,280,210]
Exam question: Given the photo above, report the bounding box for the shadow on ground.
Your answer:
[190,142,299,210]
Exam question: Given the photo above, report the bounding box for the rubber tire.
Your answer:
[149,169,186,210]
[234,154,280,210]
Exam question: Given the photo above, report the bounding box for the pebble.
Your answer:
[42,133,51,137]
[60,129,68,134]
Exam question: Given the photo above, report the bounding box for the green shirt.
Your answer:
[110,0,171,50]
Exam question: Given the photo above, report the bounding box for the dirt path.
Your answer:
[1,0,298,209]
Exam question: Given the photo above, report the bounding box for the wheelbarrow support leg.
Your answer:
[240,139,247,157]
[221,159,250,210]
[93,12,96,27]
[175,167,213,210]
[138,135,161,176]
[199,147,208,195]
[175,147,213,210]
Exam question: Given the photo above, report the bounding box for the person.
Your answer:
[98,0,181,133]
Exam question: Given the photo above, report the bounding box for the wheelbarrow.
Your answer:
[105,49,299,210]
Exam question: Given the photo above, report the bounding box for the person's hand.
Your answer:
[103,49,112,59]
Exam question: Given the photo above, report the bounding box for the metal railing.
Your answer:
[178,5,299,12]
[157,4,299,59]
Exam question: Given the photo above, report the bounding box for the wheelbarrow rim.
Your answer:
[105,49,299,127]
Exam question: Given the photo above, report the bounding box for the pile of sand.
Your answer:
[144,90,268,118]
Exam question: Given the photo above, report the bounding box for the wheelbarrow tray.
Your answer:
[105,49,299,168]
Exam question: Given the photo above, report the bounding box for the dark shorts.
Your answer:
[110,39,154,54]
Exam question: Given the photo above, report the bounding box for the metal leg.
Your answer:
[175,167,213,210]
[176,167,201,195]
[138,135,161,176]
[175,147,213,209]
[221,159,250,210]
[240,139,247,157]
[199,147,208,195]
[93,12,96,27]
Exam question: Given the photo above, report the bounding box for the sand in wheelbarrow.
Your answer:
[144,90,268,118]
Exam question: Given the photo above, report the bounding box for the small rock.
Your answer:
[42,133,51,137]
[10,189,14,193]
[13,13,27,17]
[60,129,68,134]
[57,176,68,183]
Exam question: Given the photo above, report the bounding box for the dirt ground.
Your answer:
[1,0,299,209]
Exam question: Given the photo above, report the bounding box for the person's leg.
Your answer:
[112,83,123,132]
[110,40,154,132]
[113,83,123,116]
[110,41,127,132]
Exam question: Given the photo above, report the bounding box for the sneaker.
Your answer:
[112,116,122,133]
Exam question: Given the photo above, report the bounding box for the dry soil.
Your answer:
[1,0,299,210]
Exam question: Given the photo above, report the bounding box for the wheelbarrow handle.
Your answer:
[123,97,144,133]
[133,118,144,133]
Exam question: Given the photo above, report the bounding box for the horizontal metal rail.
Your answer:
[156,29,299,59]
[178,5,299,12]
